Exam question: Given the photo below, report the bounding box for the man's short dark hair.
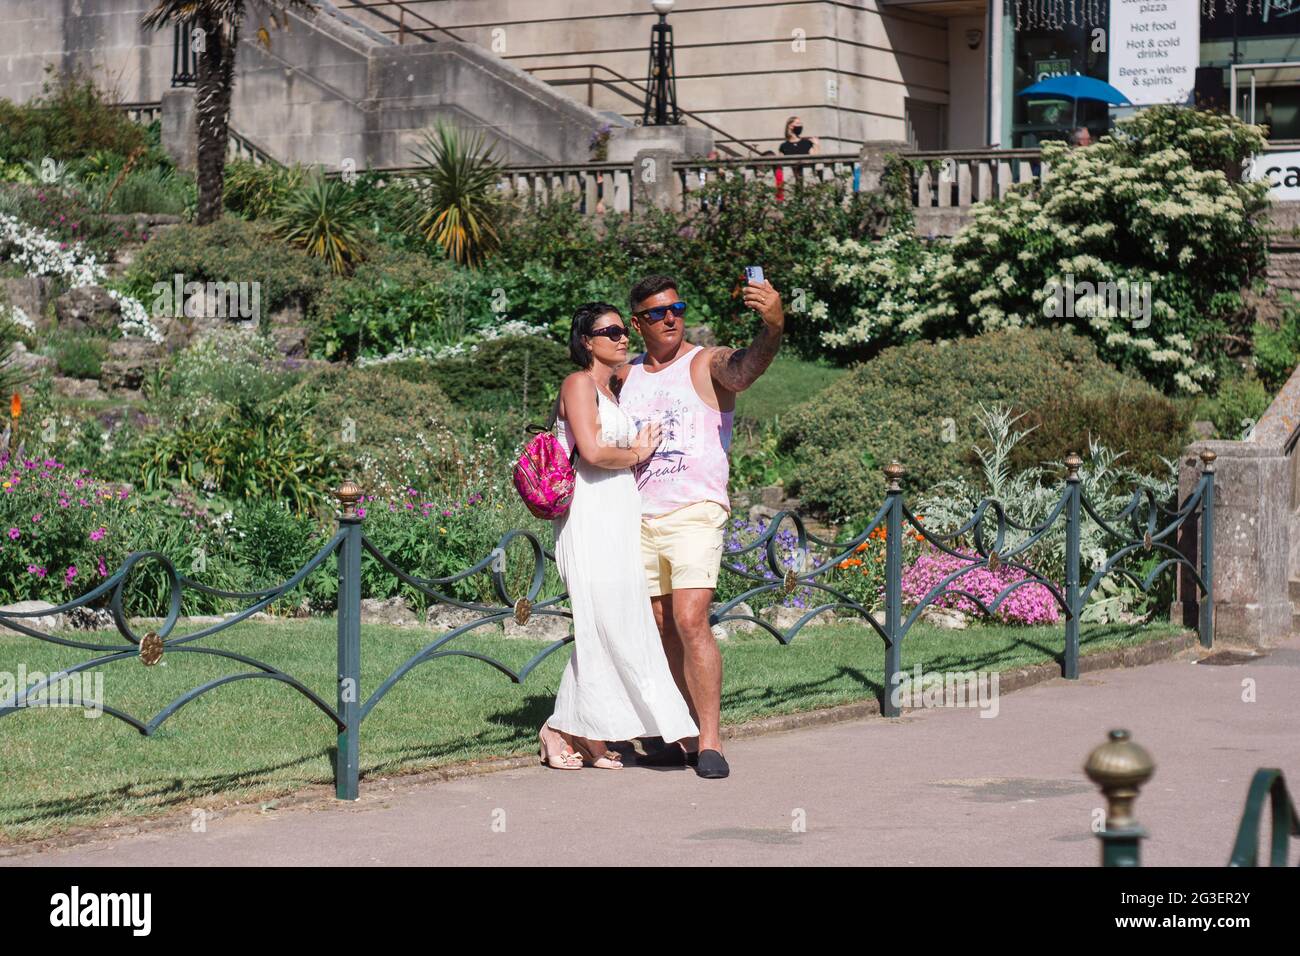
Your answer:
[630,274,678,313]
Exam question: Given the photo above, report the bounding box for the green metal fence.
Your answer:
[1,452,1218,800]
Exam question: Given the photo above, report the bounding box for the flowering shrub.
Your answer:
[716,516,826,611]
[0,451,133,604]
[794,107,1268,392]
[901,546,1059,625]
[824,517,928,613]
[798,231,942,359]
[0,211,161,342]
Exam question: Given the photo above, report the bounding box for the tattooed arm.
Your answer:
[708,279,785,393]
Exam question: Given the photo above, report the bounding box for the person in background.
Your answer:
[1070,126,1093,147]
[779,116,818,155]
[761,149,784,202]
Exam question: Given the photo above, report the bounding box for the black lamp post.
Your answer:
[642,0,681,126]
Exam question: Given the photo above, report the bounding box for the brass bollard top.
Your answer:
[1064,451,1083,480]
[1084,729,1155,829]
[1199,448,1217,472]
[883,460,906,491]
[335,479,362,519]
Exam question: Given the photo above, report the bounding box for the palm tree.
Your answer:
[406,122,506,267]
[142,1,312,225]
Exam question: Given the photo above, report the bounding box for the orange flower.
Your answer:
[9,393,19,420]
[855,541,868,553]
[914,533,924,542]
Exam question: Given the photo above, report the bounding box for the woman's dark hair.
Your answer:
[569,301,623,368]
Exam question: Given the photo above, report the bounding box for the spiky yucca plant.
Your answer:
[272,169,368,275]
[405,122,505,267]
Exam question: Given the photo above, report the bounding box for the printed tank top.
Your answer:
[618,345,734,518]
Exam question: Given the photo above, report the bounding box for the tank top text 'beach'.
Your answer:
[618,345,734,518]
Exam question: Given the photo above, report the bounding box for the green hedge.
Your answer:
[778,327,1190,522]
[124,217,328,318]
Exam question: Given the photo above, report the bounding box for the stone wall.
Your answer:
[0,0,608,166]
[1174,359,1300,648]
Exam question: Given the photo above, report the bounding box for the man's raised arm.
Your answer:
[708,279,785,393]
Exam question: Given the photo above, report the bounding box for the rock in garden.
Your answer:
[1,276,53,329]
[359,596,418,627]
[53,376,106,400]
[53,286,121,335]
[759,484,786,509]
[503,613,571,641]
[65,606,115,631]
[760,604,815,632]
[270,324,308,358]
[0,600,65,632]
[99,339,163,391]
[749,503,779,525]
[424,604,495,633]
[8,341,55,374]
[920,605,969,630]
[709,601,758,638]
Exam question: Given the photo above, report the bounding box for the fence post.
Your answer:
[1063,452,1083,680]
[1198,449,1216,649]
[1084,729,1154,866]
[882,460,905,718]
[335,479,363,800]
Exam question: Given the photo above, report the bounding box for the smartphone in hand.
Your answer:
[744,265,765,285]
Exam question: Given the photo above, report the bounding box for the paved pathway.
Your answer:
[6,639,1299,866]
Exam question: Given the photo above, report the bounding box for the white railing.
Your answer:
[907,149,1044,209]
[495,161,636,215]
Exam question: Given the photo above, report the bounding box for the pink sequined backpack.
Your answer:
[513,401,578,520]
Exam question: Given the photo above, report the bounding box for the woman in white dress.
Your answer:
[539,302,700,769]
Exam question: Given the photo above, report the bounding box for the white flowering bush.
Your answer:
[797,107,1269,393]
[356,320,551,366]
[0,212,162,342]
[797,232,941,354]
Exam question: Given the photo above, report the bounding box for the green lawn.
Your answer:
[0,616,1187,840]
[734,352,846,425]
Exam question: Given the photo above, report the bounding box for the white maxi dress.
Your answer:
[547,389,699,744]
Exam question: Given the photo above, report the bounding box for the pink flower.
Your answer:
[97,556,108,578]
[356,507,366,518]
[7,528,18,540]
[89,527,107,542]
[31,513,42,523]
[64,565,77,585]
[26,564,47,579]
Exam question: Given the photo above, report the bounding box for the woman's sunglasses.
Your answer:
[587,326,629,342]
[634,301,687,323]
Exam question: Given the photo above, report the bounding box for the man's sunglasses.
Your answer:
[634,301,687,323]
[587,326,629,341]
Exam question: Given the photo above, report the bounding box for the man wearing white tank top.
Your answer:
[613,273,785,778]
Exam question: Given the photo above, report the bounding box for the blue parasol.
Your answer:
[1018,75,1131,136]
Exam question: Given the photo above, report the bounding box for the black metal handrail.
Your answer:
[522,63,760,157]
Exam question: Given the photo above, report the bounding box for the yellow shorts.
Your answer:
[641,500,729,597]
